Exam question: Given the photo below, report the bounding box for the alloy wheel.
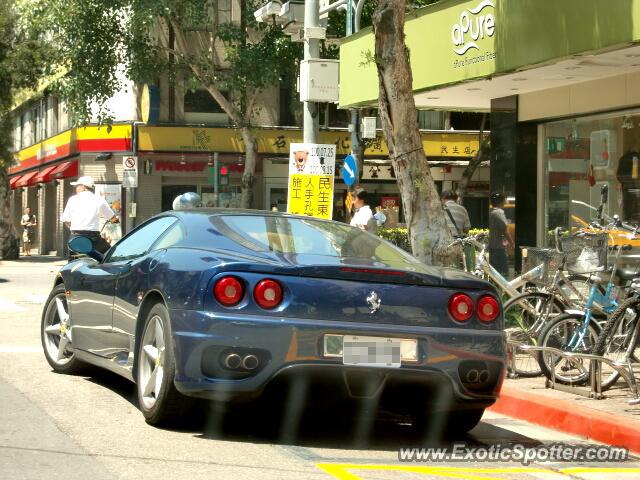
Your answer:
[138,315,166,410]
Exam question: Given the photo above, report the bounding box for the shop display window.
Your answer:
[543,110,640,241]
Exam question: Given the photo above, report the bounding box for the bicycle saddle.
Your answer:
[615,268,638,282]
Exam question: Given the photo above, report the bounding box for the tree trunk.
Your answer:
[0,166,19,260]
[372,0,456,267]
[240,126,257,209]
[458,113,489,204]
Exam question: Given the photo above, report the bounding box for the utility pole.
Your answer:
[303,0,320,143]
[346,1,363,190]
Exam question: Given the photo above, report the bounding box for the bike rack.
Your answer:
[506,341,640,405]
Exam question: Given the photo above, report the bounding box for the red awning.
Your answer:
[34,165,59,184]
[9,176,22,189]
[14,171,39,188]
[50,160,78,180]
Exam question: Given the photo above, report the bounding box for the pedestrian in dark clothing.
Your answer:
[489,192,514,278]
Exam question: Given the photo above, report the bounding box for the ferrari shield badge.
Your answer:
[366,291,381,314]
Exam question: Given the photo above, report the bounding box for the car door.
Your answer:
[106,217,181,367]
[69,257,128,358]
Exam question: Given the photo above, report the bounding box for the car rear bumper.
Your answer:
[169,309,506,408]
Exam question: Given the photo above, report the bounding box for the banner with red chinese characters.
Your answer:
[287,143,336,220]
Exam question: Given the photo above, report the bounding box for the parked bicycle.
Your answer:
[536,232,636,385]
[448,232,547,299]
[591,262,640,391]
[503,228,605,377]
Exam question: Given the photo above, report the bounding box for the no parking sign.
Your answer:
[122,156,138,188]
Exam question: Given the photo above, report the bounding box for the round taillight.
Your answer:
[214,276,244,306]
[477,295,500,323]
[448,293,474,322]
[254,279,283,309]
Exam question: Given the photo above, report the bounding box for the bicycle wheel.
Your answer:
[503,292,564,377]
[592,296,640,391]
[536,313,601,385]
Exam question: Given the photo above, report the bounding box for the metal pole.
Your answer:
[348,0,365,191]
[213,152,219,207]
[304,0,320,144]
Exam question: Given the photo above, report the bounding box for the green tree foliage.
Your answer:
[26,0,301,207]
[0,0,53,259]
[326,0,439,49]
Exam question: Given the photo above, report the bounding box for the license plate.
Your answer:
[342,335,401,368]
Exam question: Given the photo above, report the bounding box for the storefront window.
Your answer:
[544,110,640,241]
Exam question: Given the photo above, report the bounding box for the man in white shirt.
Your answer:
[62,176,119,254]
[350,189,376,233]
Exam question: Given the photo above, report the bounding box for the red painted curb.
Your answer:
[488,385,640,454]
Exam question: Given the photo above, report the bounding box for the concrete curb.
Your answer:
[488,385,640,454]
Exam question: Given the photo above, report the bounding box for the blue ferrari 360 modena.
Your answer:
[41,210,505,432]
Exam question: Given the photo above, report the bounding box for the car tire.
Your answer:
[136,303,193,426]
[41,284,86,374]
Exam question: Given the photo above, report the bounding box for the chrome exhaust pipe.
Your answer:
[242,354,259,370]
[465,369,490,384]
[223,353,242,369]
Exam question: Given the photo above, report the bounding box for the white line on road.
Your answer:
[0,346,41,353]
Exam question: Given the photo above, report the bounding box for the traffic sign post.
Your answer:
[122,156,139,188]
[341,154,357,186]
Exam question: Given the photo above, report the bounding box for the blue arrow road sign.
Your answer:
[341,154,357,186]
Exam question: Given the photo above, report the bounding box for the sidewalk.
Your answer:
[490,375,640,454]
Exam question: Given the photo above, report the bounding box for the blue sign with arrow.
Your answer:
[341,154,357,186]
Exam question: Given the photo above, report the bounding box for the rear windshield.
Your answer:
[209,215,417,266]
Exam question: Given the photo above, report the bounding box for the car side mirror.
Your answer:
[68,236,104,262]
[69,236,93,254]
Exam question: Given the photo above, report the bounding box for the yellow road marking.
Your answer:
[316,464,640,479]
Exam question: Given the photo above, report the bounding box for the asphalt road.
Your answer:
[1,258,640,480]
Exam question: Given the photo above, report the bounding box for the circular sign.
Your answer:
[124,157,136,169]
[341,154,357,186]
[141,84,160,125]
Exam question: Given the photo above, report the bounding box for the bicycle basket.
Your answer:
[520,247,564,285]
[560,233,608,274]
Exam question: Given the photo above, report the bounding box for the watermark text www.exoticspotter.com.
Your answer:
[398,443,628,465]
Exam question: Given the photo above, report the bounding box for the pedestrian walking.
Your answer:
[489,192,514,278]
[20,207,37,256]
[350,188,377,233]
[62,176,119,255]
[441,190,472,270]
[441,190,471,237]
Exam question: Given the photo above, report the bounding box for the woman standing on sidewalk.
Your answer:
[20,207,37,256]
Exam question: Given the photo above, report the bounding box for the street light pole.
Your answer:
[303,0,320,144]
[347,0,366,197]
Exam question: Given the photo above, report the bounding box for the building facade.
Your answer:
[340,0,640,269]
[7,0,490,257]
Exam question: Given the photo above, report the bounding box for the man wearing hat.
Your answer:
[62,176,119,254]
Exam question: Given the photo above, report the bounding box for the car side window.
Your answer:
[107,217,177,262]
[153,221,185,250]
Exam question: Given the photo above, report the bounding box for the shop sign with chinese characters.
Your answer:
[287,143,336,220]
